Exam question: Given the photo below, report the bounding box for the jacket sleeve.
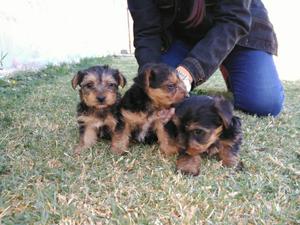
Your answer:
[127,0,162,68]
[180,0,252,87]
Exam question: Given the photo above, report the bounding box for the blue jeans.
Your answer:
[161,41,285,116]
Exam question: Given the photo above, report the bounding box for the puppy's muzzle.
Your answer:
[97,96,106,104]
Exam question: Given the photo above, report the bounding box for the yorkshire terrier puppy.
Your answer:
[162,95,243,176]
[112,63,188,154]
[71,65,126,155]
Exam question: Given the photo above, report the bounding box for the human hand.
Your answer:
[176,66,193,92]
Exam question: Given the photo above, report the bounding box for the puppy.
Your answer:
[112,63,188,153]
[163,95,243,176]
[71,65,126,155]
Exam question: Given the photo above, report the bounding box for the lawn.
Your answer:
[0,56,299,224]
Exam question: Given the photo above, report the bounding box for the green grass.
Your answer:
[0,56,299,224]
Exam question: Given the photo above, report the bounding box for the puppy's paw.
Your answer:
[221,155,239,167]
[111,144,127,155]
[176,154,201,176]
[74,145,83,155]
[160,145,179,156]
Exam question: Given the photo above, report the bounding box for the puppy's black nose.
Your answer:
[97,96,106,103]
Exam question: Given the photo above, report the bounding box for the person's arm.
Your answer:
[179,0,252,88]
[127,0,162,68]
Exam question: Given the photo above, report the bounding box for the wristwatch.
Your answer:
[176,69,192,92]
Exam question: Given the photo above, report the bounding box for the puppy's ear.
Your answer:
[115,70,127,88]
[213,96,234,129]
[134,63,155,88]
[147,67,158,87]
[71,70,86,89]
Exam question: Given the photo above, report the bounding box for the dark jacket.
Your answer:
[128,0,278,87]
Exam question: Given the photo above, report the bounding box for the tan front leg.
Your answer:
[111,123,130,155]
[74,125,98,155]
[155,120,179,156]
[218,144,238,167]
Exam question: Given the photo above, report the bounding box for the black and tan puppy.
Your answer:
[112,63,188,154]
[71,65,126,155]
[162,95,242,176]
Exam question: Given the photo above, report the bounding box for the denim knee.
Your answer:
[234,87,285,116]
[222,47,285,117]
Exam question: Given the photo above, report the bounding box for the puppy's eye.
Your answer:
[85,83,94,88]
[108,83,117,88]
[166,83,176,92]
[193,129,205,136]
